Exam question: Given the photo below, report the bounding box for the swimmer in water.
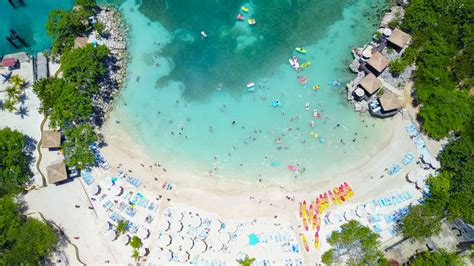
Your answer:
[305,103,310,110]
[232,121,236,125]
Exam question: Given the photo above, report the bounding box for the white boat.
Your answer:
[200,31,207,38]
[289,58,299,71]
[246,82,255,88]
[293,56,300,69]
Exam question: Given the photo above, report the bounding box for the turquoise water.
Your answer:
[108,0,391,181]
[0,0,74,56]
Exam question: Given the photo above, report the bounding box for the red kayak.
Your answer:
[236,14,244,20]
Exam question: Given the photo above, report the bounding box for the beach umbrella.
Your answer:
[138,227,150,239]
[106,230,117,241]
[90,184,101,195]
[112,185,123,196]
[356,205,368,217]
[182,237,194,250]
[138,247,148,257]
[104,179,114,189]
[383,28,392,36]
[344,210,357,221]
[174,250,190,263]
[406,172,416,183]
[191,239,207,254]
[158,234,172,247]
[171,236,189,250]
[160,219,171,231]
[102,222,111,232]
[154,247,167,261]
[224,223,238,234]
[210,220,222,233]
[120,234,130,245]
[415,179,425,189]
[327,212,341,224]
[169,221,183,233]
[364,202,376,214]
[190,216,202,228]
[217,232,231,243]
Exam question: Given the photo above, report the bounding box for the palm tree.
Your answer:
[10,74,26,88]
[237,255,256,266]
[116,220,128,236]
[3,98,17,112]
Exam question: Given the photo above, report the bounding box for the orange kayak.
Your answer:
[300,233,310,252]
[302,200,308,217]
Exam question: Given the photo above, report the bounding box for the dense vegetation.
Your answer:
[395,0,474,240]
[0,129,59,263]
[0,128,31,196]
[321,220,387,265]
[410,249,464,266]
[35,0,109,170]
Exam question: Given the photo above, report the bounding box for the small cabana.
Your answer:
[388,28,412,50]
[41,130,61,149]
[359,73,382,96]
[366,51,390,75]
[46,161,68,184]
[1,57,18,70]
[371,91,403,118]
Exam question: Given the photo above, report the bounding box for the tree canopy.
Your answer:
[46,9,87,56]
[0,128,31,196]
[409,249,464,266]
[321,220,386,265]
[62,124,98,170]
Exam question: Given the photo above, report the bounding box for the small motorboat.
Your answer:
[292,56,300,69]
[295,47,307,54]
[236,13,244,20]
[248,18,256,25]
[200,31,207,38]
[241,6,249,12]
[246,82,256,92]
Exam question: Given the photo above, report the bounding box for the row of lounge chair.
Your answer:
[406,124,426,149]
[385,164,401,175]
[402,151,415,165]
[373,191,413,207]
[81,170,95,185]
[125,175,142,187]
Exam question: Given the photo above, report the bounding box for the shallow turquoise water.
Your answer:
[109,0,391,181]
[0,0,74,55]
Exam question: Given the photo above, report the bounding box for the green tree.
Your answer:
[33,77,65,115]
[237,255,256,266]
[321,220,386,265]
[62,124,97,169]
[399,204,443,240]
[75,0,97,12]
[410,249,464,266]
[93,22,105,36]
[48,83,93,128]
[0,128,31,196]
[116,220,128,235]
[46,9,87,55]
[60,44,109,94]
[130,236,142,249]
[0,196,59,265]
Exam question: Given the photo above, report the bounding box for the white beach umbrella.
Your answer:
[327,212,342,224]
[217,232,231,243]
[383,28,392,36]
[102,222,111,232]
[171,236,185,249]
[192,239,207,254]
[138,247,148,257]
[206,237,224,252]
[165,250,174,261]
[112,185,123,196]
[406,172,416,183]
[364,202,376,214]
[90,184,101,195]
[104,178,114,189]
[190,216,202,228]
[170,221,183,233]
[356,205,368,217]
[182,237,194,250]
[362,46,373,58]
[155,248,173,262]
[224,223,237,234]
[160,219,171,231]
[120,234,130,245]
[106,230,117,241]
[138,227,150,239]
[157,234,172,247]
[175,250,190,263]
[415,179,426,189]
[344,210,357,221]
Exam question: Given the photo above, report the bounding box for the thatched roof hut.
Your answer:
[46,161,68,184]
[359,73,382,95]
[367,51,390,74]
[379,91,403,111]
[41,130,61,149]
[388,28,411,49]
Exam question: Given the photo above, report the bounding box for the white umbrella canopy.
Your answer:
[383,28,392,36]
[156,249,173,262]
[192,239,207,254]
[356,205,368,217]
[182,237,194,250]
[171,236,185,249]
[102,222,111,232]
[206,237,223,252]
[344,210,357,221]
[120,234,130,245]
[406,172,416,183]
[209,220,222,233]
[106,230,117,241]
[169,221,183,233]
[327,212,342,224]
[138,247,148,257]
[138,227,150,239]
[90,184,100,195]
[104,179,114,189]
[112,185,123,196]
[355,88,365,97]
[217,232,231,243]
[157,234,172,247]
[223,223,237,234]
[416,179,426,189]
[364,202,376,214]
[174,250,190,263]
[190,215,202,228]
[159,219,171,231]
